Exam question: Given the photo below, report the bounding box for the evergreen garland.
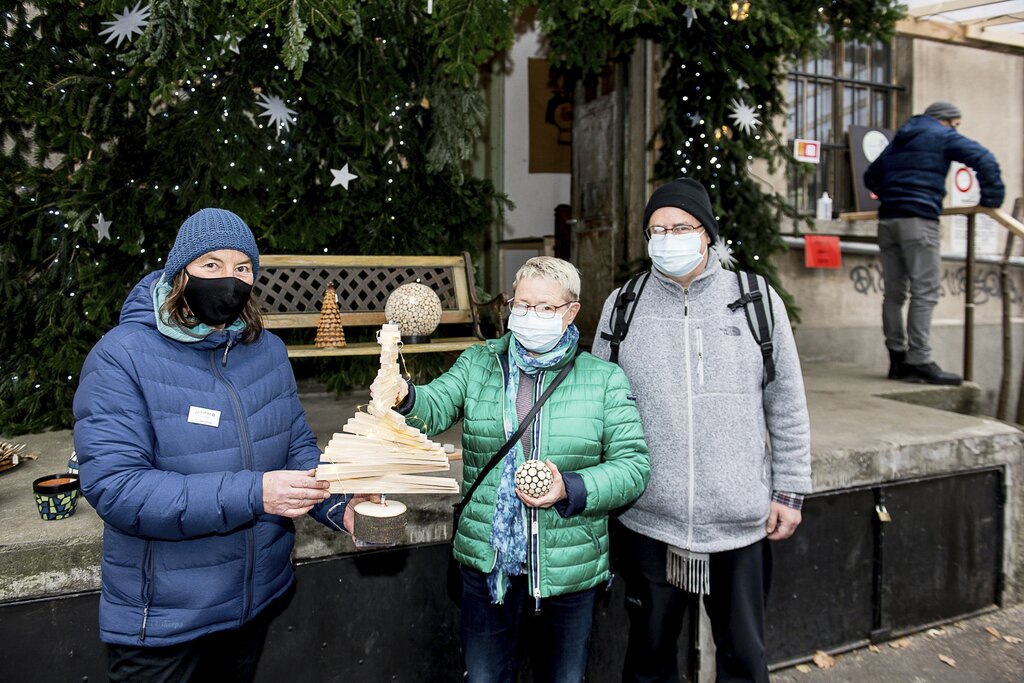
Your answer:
[539,0,904,299]
[0,0,522,433]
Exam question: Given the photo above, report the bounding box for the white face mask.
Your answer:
[509,310,568,353]
[648,233,707,278]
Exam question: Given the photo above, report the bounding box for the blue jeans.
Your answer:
[460,564,597,683]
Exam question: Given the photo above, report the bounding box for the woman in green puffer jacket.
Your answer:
[383,256,649,683]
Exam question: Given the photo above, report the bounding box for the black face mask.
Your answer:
[183,275,253,326]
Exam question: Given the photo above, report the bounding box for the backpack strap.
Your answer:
[728,271,776,387]
[599,271,651,364]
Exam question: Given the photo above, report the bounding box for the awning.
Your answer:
[901,0,1024,49]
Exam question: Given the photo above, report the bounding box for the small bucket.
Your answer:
[33,473,81,520]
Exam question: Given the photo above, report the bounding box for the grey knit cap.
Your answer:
[923,101,962,120]
[164,208,260,281]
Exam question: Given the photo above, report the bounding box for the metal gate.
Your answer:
[767,467,1004,666]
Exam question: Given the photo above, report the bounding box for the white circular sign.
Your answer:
[862,130,890,163]
[954,167,973,193]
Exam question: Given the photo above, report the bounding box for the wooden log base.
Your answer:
[353,500,408,545]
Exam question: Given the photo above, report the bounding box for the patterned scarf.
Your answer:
[487,325,579,603]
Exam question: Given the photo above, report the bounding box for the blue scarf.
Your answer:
[487,324,579,603]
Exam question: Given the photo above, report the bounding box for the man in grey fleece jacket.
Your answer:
[592,178,812,683]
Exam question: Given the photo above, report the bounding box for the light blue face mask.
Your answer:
[508,310,568,353]
[648,233,707,278]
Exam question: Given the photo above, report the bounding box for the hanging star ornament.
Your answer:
[688,112,703,128]
[330,164,358,190]
[735,76,749,90]
[728,98,761,135]
[684,7,697,28]
[99,2,152,48]
[255,92,297,137]
[214,32,243,55]
[93,213,112,241]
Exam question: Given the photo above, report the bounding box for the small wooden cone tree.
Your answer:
[315,284,346,348]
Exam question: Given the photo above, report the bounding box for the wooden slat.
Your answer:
[453,253,473,311]
[263,310,474,329]
[286,338,484,358]
[260,254,466,268]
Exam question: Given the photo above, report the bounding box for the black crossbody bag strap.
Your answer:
[451,356,577,529]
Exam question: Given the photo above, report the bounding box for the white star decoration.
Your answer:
[712,242,738,270]
[93,213,112,241]
[99,2,151,48]
[728,98,761,135]
[215,32,243,55]
[688,112,703,127]
[684,7,697,28]
[330,164,358,190]
[735,76,749,90]
[255,92,297,136]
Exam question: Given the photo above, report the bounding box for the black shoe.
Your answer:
[887,349,906,379]
[901,362,963,386]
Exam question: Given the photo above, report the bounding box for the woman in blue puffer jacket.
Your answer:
[74,208,360,682]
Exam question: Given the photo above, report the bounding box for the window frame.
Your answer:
[786,38,901,216]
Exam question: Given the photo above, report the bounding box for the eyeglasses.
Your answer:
[645,224,705,237]
[507,300,575,319]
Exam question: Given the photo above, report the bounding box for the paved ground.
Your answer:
[772,603,1024,683]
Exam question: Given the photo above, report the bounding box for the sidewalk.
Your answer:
[772,603,1024,683]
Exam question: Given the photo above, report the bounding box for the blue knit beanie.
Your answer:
[164,208,260,281]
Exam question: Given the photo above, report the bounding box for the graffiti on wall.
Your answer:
[848,263,1022,305]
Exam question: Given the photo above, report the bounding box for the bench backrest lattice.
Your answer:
[254,255,476,331]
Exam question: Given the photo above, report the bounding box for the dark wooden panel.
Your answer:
[0,591,106,681]
[880,469,1002,632]
[767,489,876,663]
[0,543,693,682]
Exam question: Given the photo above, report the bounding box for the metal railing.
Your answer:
[839,205,1024,385]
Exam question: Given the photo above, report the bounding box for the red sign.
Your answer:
[804,235,842,269]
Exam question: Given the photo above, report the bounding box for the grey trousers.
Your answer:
[877,217,942,365]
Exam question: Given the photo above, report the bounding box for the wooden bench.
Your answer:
[253,252,504,358]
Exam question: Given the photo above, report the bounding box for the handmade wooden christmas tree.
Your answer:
[314,284,346,348]
[316,323,459,494]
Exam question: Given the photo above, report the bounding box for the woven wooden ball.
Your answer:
[385,283,442,337]
[515,460,553,498]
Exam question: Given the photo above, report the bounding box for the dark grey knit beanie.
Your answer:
[642,178,719,243]
[164,208,260,281]
[923,101,962,120]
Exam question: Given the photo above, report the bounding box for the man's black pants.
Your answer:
[615,523,773,683]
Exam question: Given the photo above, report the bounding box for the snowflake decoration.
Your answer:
[93,212,112,241]
[330,164,358,190]
[728,98,761,135]
[99,2,151,48]
[711,242,737,270]
[255,92,297,136]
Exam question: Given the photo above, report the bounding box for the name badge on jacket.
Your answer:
[188,406,221,428]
